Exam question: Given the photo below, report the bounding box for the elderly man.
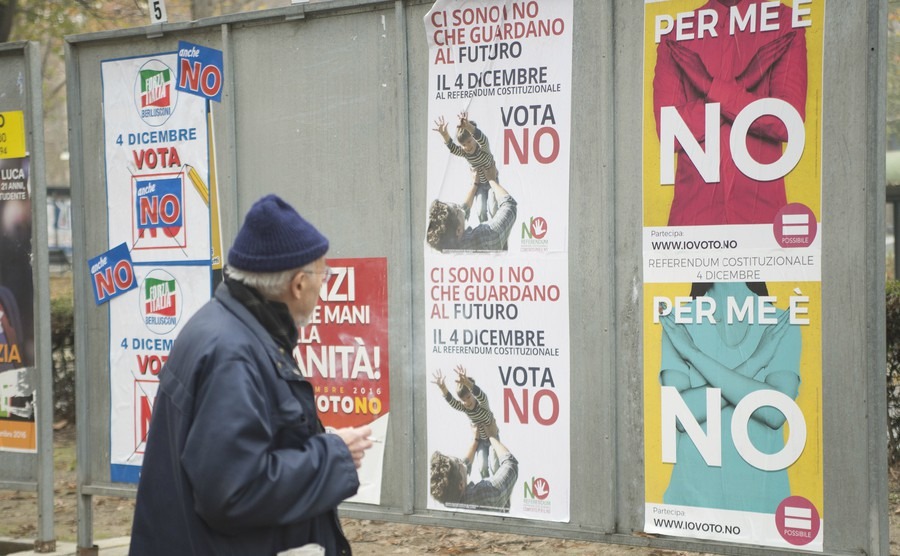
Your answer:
[130,194,372,555]
[429,432,518,513]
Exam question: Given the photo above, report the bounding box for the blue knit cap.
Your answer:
[228,194,329,272]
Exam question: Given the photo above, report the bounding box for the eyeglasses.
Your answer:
[301,266,333,281]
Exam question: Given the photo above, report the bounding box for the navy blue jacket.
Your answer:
[130,283,358,555]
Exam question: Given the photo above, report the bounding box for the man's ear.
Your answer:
[290,271,306,299]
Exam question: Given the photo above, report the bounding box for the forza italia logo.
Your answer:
[134,59,178,126]
[139,269,181,334]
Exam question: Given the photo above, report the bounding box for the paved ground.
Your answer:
[0,426,894,555]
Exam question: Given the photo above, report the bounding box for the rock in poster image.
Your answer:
[643,280,823,551]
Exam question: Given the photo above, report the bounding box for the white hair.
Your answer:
[225,266,299,299]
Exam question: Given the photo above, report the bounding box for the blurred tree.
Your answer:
[1,0,153,184]
[0,0,268,184]
[0,0,15,44]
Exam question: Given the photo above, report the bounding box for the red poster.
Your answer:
[294,257,389,430]
[293,257,389,504]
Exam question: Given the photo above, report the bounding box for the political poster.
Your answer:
[101,52,215,482]
[0,154,36,452]
[642,0,825,550]
[108,266,211,483]
[102,52,212,264]
[424,0,573,521]
[293,257,390,504]
[643,280,823,550]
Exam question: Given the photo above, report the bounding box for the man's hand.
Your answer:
[483,164,498,182]
[332,426,374,469]
[488,436,510,458]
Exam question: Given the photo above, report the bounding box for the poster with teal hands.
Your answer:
[641,0,825,551]
[643,280,823,551]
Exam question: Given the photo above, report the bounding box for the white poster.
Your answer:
[108,265,211,482]
[101,52,214,483]
[102,53,211,264]
[423,0,574,521]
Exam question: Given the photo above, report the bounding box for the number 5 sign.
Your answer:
[147,0,167,24]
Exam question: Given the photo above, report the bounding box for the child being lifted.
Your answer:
[433,112,498,224]
[431,365,500,479]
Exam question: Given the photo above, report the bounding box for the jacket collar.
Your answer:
[223,274,298,352]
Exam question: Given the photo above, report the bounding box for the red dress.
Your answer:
[653,0,808,225]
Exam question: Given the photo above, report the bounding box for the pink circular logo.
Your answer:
[773,203,817,248]
[530,217,548,239]
[775,496,820,546]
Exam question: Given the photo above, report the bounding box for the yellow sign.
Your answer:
[0,111,26,159]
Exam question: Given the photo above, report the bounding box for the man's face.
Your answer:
[290,257,330,327]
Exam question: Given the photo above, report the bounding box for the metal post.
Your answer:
[64,39,96,554]
[25,39,56,554]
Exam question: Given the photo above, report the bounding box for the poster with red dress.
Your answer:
[642,1,825,551]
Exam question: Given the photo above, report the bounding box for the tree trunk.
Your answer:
[0,0,18,43]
